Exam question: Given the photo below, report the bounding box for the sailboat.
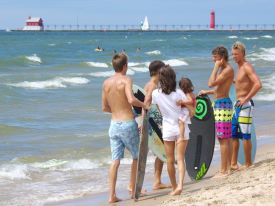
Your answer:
[141,16,150,31]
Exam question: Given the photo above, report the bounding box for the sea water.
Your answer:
[0,31,275,205]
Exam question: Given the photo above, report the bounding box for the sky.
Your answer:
[0,0,275,29]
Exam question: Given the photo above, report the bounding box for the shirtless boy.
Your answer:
[102,53,147,203]
[200,46,234,177]
[231,42,262,170]
[143,60,171,190]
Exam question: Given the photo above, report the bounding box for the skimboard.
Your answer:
[132,85,166,162]
[185,95,216,180]
[133,113,148,200]
[132,85,149,200]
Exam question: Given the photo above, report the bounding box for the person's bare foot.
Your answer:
[128,187,147,199]
[239,164,255,171]
[231,164,239,171]
[130,190,147,199]
[169,187,182,196]
[212,171,228,179]
[108,195,122,204]
[153,183,172,190]
[127,187,147,193]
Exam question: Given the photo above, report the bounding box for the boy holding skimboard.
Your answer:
[102,53,147,203]
[143,60,171,190]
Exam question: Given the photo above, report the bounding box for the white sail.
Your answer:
[141,16,149,31]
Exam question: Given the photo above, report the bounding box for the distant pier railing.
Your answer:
[40,24,275,31]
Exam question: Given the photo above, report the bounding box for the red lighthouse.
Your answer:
[23,16,44,31]
[210,10,215,30]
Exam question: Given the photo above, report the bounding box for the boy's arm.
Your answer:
[125,78,147,109]
[208,64,233,87]
[198,89,215,96]
[144,85,155,108]
[102,82,111,113]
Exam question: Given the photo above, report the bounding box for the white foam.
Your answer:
[8,77,89,89]
[127,69,135,75]
[90,69,135,77]
[25,54,42,63]
[128,62,141,67]
[250,47,275,62]
[86,62,108,68]
[243,37,259,40]
[164,59,189,67]
[0,164,31,180]
[152,39,165,42]
[228,35,238,39]
[58,77,90,85]
[48,43,56,46]
[89,71,114,77]
[261,35,273,39]
[31,159,68,169]
[145,50,161,55]
[255,93,275,101]
[60,159,101,171]
[254,74,275,101]
[130,67,148,72]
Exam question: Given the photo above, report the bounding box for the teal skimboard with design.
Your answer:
[185,95,215,180]
[229,86,257,165]
[132,84,166,163]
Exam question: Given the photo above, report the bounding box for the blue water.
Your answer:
[0,31,275,205]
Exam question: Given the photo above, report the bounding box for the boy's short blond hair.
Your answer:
[112,53,128,72]
[232,41,246,56]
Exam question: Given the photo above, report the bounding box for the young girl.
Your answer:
[177,77,196,141]
[151,65,188,196]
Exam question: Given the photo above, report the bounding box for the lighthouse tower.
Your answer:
[210,10,215,30]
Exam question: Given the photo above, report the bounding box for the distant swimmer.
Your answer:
[95,46,104,52]
[136,47,141,52]
[113,49,117,54]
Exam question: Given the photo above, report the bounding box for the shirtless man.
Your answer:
[143,60,171,190]
[231,42,262,170]
[200,46,234,176]
[102,53,147,203]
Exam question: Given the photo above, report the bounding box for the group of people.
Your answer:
[102,41,262,203]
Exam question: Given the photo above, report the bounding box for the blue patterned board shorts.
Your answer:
[232,100,254,140]
[109,119,140,160]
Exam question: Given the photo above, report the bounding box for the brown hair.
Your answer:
[232,41,246,56]
[179,77,194,93]
[149,60,165,77]
[112,53,128,72]
[212,46,229,62]
[159,65,176,95]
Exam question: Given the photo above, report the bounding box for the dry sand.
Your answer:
[157,143,275,206]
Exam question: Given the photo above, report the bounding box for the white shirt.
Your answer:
[152,89,182,138]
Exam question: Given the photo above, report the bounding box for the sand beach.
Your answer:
[50,121,275,206]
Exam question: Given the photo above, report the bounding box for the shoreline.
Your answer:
[47,132,275,206]
[45,92,275,206]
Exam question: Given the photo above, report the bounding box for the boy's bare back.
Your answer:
[103,75,134,121]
